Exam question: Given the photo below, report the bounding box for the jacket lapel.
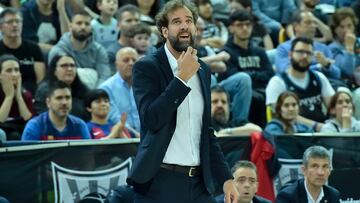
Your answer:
[157,46,174,84]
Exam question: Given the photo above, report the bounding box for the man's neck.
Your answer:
[119,72,132,86]
[289,67,306,78]
[166,41,181,59]
[70,36,87,50]
[49,111,67,131]
[233,37,249,49]
[306,180,322,202]
[300,3,315,12]
[37,1,53,15]
[118,35,131,47]
[3,37,21,49]
[139,7,151,16]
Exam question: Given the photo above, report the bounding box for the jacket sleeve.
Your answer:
[132,57,191,132]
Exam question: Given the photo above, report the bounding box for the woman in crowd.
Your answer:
[265,91,312,136]
[0,54,34,140]
[34,54,89,120]
[321,90,360,132]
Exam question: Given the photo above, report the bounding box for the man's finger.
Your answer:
[191,48,197,56]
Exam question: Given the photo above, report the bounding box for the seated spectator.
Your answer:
[222,10,275,127]
[215,160,271,203]
[128,22,157,58]
[211,85,261,137]
[21,0,69,53]
[228,0,274,50]
[22,81,90,141]
[48,11,111,87]
[91,0,119,49]
[85,89,132,139]
[34,54,89,120]
[0,8,46,95]
[107,4,140,72]
[0,54,34,140]
[321,90,360,132]
[265,91,312,136]
[134,0,161,26]
[267,37,335,131]
[275,145,340,202]
[0,128,6,143]
[275,10,341,85]
[251,0,297,46]
[194,0,228,49]
[99,47,140,134]
[328,7,360,87]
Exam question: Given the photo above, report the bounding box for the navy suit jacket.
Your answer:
[276,179,340,203]
[127,46,232,194]
[216,194,272,203]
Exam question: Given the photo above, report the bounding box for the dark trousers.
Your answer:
[134,168,217,203]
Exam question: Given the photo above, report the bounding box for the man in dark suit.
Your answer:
[276,145,340,203]
[126,0,239,203]
[216,160,272,203]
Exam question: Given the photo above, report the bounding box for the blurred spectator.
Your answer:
[211,85,261,137]
[48,11,111,88]
[267,37,335,131]
[34,54,89,120]
[0,0,20,8]
[106,4,140,72]
[133,0,162,26]
[22,81,91,140]
[194,0,228,49]
[321,90,360,132]
[0,128,6,142]
[228,0,273,50]
[99,47,140,135]
[264,91,312,136]
[0,7,46,95]
[329,7,360,87]
[222,10,274,127]
[91,0,119,49]
[128,22,157,58]
[21,0,69,54]
[85,89,132,139]
[251,0,297,46]
[0,54,34,140]
[275,10,342,87]
[352,0,360,35]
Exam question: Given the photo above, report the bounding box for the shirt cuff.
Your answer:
[175,75,189,87]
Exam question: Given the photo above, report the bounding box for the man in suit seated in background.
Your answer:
[276,145,340,203]
[216,160,272,203]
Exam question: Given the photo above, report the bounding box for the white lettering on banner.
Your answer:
[51,158,132,203]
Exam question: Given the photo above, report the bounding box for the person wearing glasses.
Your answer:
[34,54,89,120]
[266,37,335,132]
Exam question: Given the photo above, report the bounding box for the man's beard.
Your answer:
[213,109,228,125]
[73,31,91,41]
[291,58,310,72]
[168,31,195,52]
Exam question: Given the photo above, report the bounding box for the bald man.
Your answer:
[98,47,140,134]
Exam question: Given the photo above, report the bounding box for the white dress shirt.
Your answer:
[304,179,324,203]
[162,43,204,166]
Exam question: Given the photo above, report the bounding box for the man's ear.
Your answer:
[301,164,306,174]
[161,27,168,39]
[46,97,50,109]
[86,107,92,113]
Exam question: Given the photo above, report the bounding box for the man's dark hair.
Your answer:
[290,37,313,51]
[155,0,198,39]
[85,89,109,108]
[0,7,22,25]
[116,4,140,21]
[211,85,230,104]
[71,10,92,22]
[193,0,211,7]
[231,160,257,176]
[127,22,152,38]
[46,81,71,98]
[330,7,358,39]
[228,10,253,25]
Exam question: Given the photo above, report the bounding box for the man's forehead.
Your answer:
[294,42,313,50]
[168,7,194,21]
[234,167,257,178]
[308,157,330,165]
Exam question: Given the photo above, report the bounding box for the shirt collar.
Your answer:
[164,43,178,74]
[304,179,324,203]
